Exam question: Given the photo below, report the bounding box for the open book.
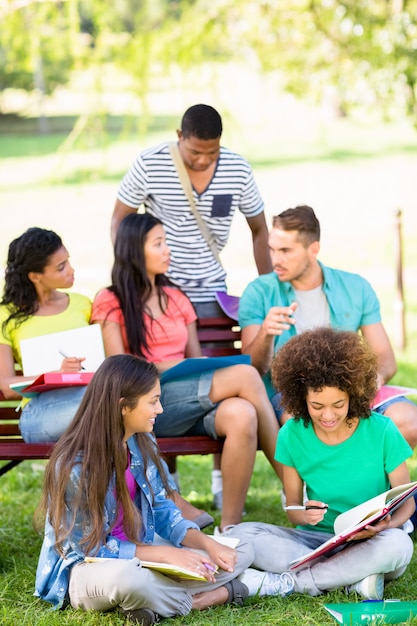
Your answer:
[289,481,417,571]
[324,601,417,625]
[85,535,240,581]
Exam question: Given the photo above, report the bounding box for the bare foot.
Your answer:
[192,586,229,610]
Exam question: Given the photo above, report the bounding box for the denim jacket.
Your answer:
[35,435,199,608]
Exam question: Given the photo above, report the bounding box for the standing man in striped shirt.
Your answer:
[111,104,272,319]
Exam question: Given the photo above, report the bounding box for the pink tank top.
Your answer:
[111,455,137,541]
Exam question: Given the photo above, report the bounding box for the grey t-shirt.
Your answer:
[293,285,330,334]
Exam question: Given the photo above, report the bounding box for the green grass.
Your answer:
[2,448,417,626]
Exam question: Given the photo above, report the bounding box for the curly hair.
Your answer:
[271,327,378,427]
[1,227,63,334]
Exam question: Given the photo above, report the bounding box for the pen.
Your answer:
[59,349,86,370]
[203,562,217,572]
[284,505,329,511]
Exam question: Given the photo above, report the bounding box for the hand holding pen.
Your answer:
[284,501,328,525]
[58,349,86,371]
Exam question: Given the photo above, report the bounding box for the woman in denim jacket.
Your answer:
[35,354,253,625]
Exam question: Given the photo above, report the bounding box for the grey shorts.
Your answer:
[153,371,219,440]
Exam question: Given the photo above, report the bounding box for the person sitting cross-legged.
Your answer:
[227,327,414,600]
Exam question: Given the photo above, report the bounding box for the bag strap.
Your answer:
[169,141,222,267]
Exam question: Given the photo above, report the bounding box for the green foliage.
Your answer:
[0,1,79,95]
[2,1,417,125]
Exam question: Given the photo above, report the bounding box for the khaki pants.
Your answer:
[69,540,253,618]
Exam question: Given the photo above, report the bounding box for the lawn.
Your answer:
[2,454,417,626]
[1,112,417,625]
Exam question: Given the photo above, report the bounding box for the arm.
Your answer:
[352,461,414,541]
[93,320,126,356]
[184,321,202,358]
[111,199,138,245]
[246,213,273,275]
[282,464,328,527]
[241,302,297,375]
[0,344,30,400]
[360,322,397,386]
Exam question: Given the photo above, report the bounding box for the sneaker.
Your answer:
[214,524,236,536]
[119,607,158,625]
[346,573,384,600]
[239,567,295,597]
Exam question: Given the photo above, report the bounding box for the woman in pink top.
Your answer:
[92,213,281,533]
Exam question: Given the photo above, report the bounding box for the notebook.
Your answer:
[20,325,105,376]
[324,601,417,625]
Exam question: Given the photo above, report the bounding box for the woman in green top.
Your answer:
[229,327,414,600]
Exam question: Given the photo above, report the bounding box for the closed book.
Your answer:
[324,601,417,625]
[10,372,95,397]
[160,354,250,383]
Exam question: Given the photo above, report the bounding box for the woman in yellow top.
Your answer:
[0,227,91,442]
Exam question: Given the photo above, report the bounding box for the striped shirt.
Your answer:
[117,142,264,303]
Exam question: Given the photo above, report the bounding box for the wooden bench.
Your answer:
[0,315,241,477]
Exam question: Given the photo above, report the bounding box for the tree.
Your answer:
[2,0,417,126]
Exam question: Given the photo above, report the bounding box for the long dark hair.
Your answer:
[109,213,172,357]
[1,227,63,334]
[36,354,172,555]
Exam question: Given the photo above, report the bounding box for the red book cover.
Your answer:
[289,481,417,571]
[371,385,417,409]
[12,372,95,397]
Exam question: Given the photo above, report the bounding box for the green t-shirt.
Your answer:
[275,412,412,534]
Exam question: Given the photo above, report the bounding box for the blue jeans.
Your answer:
[229,522,413,595]
[19,387,87,442]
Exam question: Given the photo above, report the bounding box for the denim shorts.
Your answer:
[153,370,219,439]
[19,386,87,443]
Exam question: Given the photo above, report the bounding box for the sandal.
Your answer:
[224,578,249,607]
[119,607,159,625]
